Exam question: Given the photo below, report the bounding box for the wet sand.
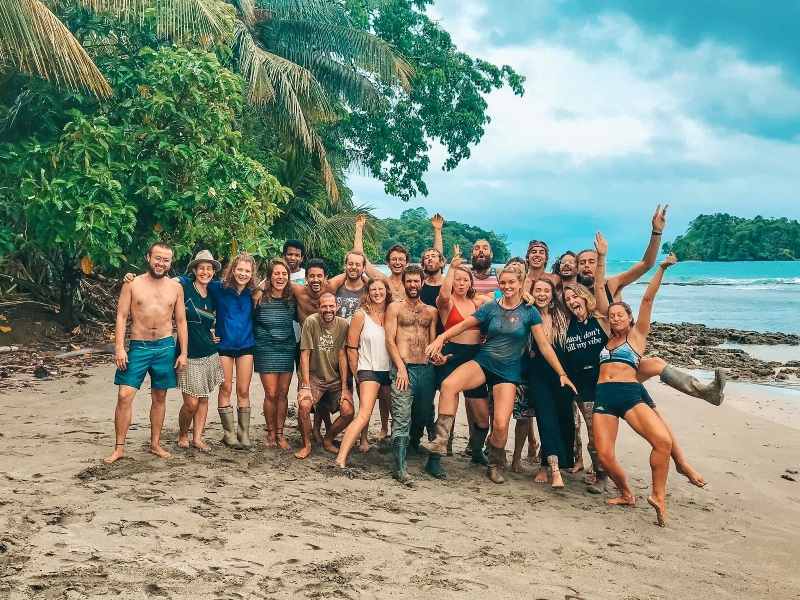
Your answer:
[1,365,799,599]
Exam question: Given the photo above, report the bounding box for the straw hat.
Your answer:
[185,250,221,273]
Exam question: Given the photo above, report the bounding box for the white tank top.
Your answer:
[357,311,391,372]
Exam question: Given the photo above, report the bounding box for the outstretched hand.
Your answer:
[450,244,463,268]
[425,335,445,359]
[431,213,445,230]
[652,204,669,233]
[594,232,608,257]
[661,252,678,269]
[355,213,367,228]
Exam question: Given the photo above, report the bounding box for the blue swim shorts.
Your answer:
[114,336,177,390]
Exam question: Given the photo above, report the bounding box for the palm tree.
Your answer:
[0,0,111,97]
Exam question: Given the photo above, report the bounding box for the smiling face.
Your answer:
[527,245,548,270]
[532,280,553,309]
[563,288,588,320]
[193,261,215,285]
[146,246,173,279]
[403,273,422,298]
[345,252,365,281]
[233,259,253,288]
[578,251,597,280]
[306,266,325,294]
[498,271,522,299]
[318,293,337,323]
[270,263,289,293]
[368,280,387,306]
[558,254,576,278]
[283,245,303,272]
[388,250,408,275]
[452,268,472,297]
[608,304,632,334]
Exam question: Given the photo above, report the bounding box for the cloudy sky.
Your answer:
[349,0,800,258]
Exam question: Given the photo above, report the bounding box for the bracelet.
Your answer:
[652,230,662,236]
[299,384,311,390]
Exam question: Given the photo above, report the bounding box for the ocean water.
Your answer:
[378,260,800,334]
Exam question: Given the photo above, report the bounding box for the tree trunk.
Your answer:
[60,256,79,330]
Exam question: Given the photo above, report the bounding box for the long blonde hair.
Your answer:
[222,252,257,291]
[562,283,597,315]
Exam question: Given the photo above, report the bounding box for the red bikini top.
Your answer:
[444,302,479,331]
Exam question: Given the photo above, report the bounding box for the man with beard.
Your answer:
[470,239,499,297]
[382,244,410,300]
[420,213,446,307]
[385,265,446,485]
[554,251,578,288]
[105,242,189,464]
[577,205,667,301]
[327,250,369,320]
[295,292,352,459]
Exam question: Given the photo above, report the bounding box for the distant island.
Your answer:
[664,213,800,261]
[378,208,511,262]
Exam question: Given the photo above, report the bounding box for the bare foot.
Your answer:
[569,459,584,474]
[647,495,667,527]
[334,460,347,469]
[376,429,389,442]
[551,469,564,489]
[103,446,125,464]
[322,438,338,454]
[533,468,548,483]
[192,439,211,452]
[511,459,524,474]
[676,463,706,488]
[264,434,277,449]
[277,435,291,451]
[607,495,636,506]
[358,441,370,454]
[584,470,597,485]
[294,445,312,459]
[177,434,190,449]
[149,445,171,459]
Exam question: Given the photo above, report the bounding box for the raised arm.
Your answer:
[607,204,668,295]
[346,311,365,378]
[593,232,610,317]
[431,213,444,255]
[436,246,462,309]
[114,282,133,370]
[384,303,409,391]
[353,213,366,253]
[531,323,577,394]
[173,283,188,371]
[635,253,677,336]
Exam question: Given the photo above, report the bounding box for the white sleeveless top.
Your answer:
[357,311,392,372]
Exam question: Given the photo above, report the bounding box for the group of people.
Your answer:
[105,207,725,527]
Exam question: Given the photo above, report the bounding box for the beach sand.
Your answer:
[1,365,798,600]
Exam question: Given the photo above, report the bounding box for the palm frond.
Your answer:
[0,0,112,97]
[72,0,233,41]
[231,0,256,26]
[268,19,412,90]
[256,0,349,24]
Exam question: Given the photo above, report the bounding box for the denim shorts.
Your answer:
[357,369,391,386]
[114,336,177,390]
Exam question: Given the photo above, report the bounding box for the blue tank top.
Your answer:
[599,337,640,370]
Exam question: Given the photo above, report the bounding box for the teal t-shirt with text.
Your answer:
[472,300,542,383]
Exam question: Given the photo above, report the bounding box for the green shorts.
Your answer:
[114,337,177,390]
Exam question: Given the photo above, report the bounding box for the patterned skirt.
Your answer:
[178,353,224,397]
[512,384,536,419]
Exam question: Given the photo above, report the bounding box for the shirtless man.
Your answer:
[295,292,352,459]
[385,265,446,485]
[577,205,667,302]
[104,242,188,464]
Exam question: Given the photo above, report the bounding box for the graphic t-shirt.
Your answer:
[180,278,217,359]
[300,313,349,383]
[472,300,542,383]
[335,284,363,321]
[563,316,609,393]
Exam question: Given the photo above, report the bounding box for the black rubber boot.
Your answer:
[470,426,489,466]
[424,454,447,480]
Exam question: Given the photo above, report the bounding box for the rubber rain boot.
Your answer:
[425,454,447,480]
[218,406,238,448]
[471,426,489,466]
[392,436,414,487]
[660,366,725,406]
[486,443,506,484]
[420,415,454,456]
[237,407,252,449]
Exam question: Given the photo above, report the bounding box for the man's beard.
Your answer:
[147,266,167,279]
[423,265,440,277]
[405,288,419,298]
[472,256,491,271]
[577,273,594,288]
[347,271,362,281]
[321,312,335,323]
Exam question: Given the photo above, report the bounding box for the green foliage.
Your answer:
[377,207,509,263]
[665,214,800,261]
[339,0,525,200]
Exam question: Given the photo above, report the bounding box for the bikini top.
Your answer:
[598,337,641,370]
[444,301,479,331]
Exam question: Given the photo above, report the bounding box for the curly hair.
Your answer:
[221,253,257,291]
